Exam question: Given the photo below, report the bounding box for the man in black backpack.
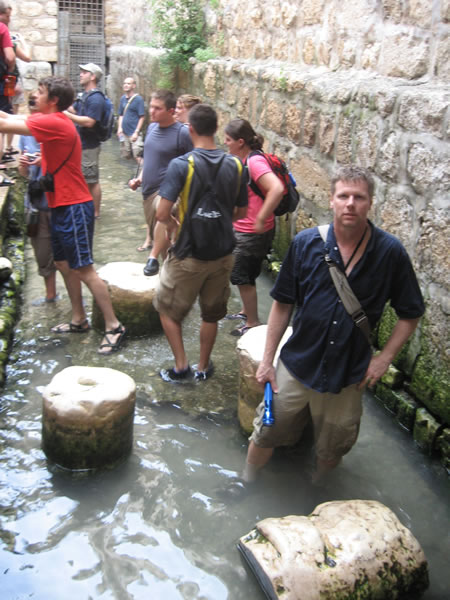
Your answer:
[65,63,105,218]
[154,104,248,383]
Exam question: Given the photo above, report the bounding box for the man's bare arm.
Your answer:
[64,111,96,128]
[359,317,421,389]
[0,116,30,136]
[256,300,294,392]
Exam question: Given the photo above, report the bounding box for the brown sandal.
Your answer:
[51,319,90,333]
[97,324,126,355]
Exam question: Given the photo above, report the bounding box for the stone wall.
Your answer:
[207,0,450,83]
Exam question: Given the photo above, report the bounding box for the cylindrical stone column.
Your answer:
[236,325,292,433]
[42,366,136,470]
[92,261,161,337]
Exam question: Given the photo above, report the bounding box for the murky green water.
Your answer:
[1,140,449,599]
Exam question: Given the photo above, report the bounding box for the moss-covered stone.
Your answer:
[396,392,420,431]
[272,214,293,262]
[376,304,413,374]
[374,382,400,414]
[435,428,450,472]
[410,354,450,424]
[381,364,404,389]
[413,407,441,455]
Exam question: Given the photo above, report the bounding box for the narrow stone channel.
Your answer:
[0,139,448,599]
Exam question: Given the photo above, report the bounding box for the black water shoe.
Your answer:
[143,257,159,276]
[193,361,214,381]
[160,365,193,383]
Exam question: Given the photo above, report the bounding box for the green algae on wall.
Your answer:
[0,182,26,391]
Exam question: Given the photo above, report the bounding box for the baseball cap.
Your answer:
[79,63,103,80]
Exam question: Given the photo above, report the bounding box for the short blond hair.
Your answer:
[177,94,202,110]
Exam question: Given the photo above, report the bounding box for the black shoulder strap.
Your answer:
[247,150,268,199]
[47,134,78,177]
[318,225,372,345]
[188,152,226,214]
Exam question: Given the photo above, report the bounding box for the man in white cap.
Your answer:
[65,63,105,218]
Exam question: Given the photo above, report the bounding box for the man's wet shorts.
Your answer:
[231,229,274,286]
[51,201,95,270]
[82,146,100,184]
[154,252,234,323]
[250,360,363,464]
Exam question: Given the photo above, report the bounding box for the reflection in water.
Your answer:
[0,140,449,599]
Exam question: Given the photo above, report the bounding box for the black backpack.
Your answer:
[186,153,241,261]
[76,90,115,142]
[248,150,299,217]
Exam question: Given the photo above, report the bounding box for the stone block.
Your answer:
[397,89,449,138]
[381,364,405,389]
[299,0,325,26]
[380,32,429,79]
[396,391,419,431]
[335,113,353,163]
[378,132,401,180]
[413,407,440,455]
[236,325,292,433]
[42,366,136,470]
[435,428,450,472]
[239,500,428,600]
[411,354,450,425]
[318,113,335,156]
[32,46,57,62]
[263,100,284,135]
[302,108,318,147]
[409,0,432,26]
[92,262,161,337]
[18,2,44,17]
[285,104,301,143]
[374,382,401,414]
[407,142,450,194]
[354,115,380,169]
[293,156,330,211]
[379,187,415,254]
[436,34,450,80]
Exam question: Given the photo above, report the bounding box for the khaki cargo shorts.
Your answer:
[81,146,100,184]
[154,252,234,323]
[250,360,363,464]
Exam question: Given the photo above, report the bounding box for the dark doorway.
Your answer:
[56,0,105,92]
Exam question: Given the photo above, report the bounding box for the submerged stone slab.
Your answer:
[42,366,136,470]
[92,261,161,337]
[236,325,292,433]
[239,499,429,600]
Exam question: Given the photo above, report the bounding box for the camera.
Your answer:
[39,172,54,192]
[24,153,36,161]
[28,98,36,108]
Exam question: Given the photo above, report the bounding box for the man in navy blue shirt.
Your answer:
[65,63,105,218]
[117,76,145,163]
[242,165,425,484]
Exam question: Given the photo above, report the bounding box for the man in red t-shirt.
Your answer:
[0,1,16,161]
[0,76,126,355]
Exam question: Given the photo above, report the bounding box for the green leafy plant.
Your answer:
[151,0,208,82]
[194,46,217,62]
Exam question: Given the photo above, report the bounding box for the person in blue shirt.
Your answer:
[117,76,145,163]
[65,63,105,218]
[18,90,58,304]
[242,165,425,485]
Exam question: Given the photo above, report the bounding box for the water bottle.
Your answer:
[3,74,16,97]
[262,382,275,426]
[288,172,297,187]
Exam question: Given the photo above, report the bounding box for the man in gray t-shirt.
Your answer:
[129,90,192,275]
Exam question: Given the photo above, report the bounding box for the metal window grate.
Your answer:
[56,0,105,93]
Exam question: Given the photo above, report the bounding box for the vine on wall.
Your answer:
[150,0,216,87]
